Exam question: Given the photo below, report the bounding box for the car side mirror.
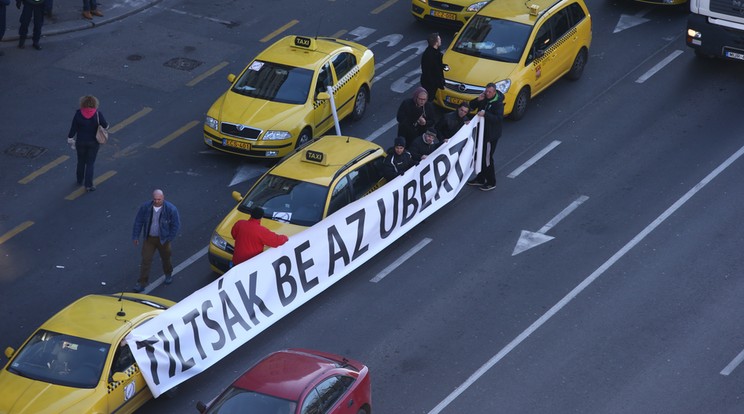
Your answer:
[112,372,128,382]
[316,92,331,101]
[227,74,236,83]
[4,347,14,359]
[231,191,243,202]
[196,401,207,413]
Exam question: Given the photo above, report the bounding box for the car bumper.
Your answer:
[686,14,744,61]
[411,1,473,27]
[208,244,232,274]
[204,129,294,158]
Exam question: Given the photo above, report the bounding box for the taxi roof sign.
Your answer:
[303,149,328,165]
[291,36,317,51]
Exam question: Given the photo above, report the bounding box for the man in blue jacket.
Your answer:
[131,189,181,292]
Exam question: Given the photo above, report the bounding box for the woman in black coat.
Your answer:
[68,95,108,191]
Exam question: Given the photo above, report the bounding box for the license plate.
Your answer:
[724,48,744,60]
[445,95,466,106]
[431,10,457,20]
[223,139,251,150]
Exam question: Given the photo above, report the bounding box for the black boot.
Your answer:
[18,37,25,49]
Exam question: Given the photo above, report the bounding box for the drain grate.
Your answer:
[5,143,47,159]
[163,57,203,72]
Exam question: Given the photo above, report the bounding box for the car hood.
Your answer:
[216,206,309,246]
[0,372,95,414]
[443,51,517,85]
[216,92,307,131]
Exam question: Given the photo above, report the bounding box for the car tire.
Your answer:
[566,48,588,81]
[509,87,530,121]
[295,129,312,149]
[351,86,369,121]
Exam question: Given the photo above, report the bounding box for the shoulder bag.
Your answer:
[95,112,109,144]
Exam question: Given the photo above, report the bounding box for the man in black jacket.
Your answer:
[396,87,438,147]
[437,102,470,141]
[409,128,441,163]
[420,32,448,101]
[468,83,505,192]
[382,137,414,182]
[16,0,45,50]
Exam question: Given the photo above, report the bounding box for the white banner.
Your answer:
[126,119,480,397]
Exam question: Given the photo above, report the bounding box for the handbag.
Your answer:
[95,112,108,144]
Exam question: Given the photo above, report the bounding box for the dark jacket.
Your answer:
[469,91,505,143]
[382,147,414,181]
[436,110,468,141]
[68,109,108,145]
[420,46,446,93]
[408,134,442,163]
[396,98,438,144]
[132,200,181,244]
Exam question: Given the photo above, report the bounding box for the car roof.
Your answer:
[39,294,174,344]
[477,0,564,25]
[256,35,359,70]
[270,135,384,187]
[232,349,343,401]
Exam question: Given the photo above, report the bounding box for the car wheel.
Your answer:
[295,129,312,149]
[351,86,369,121]
[566,48,588,81]
[509,87,530,121]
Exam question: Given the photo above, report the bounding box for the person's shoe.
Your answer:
[132,283,145,293]
[82,11,93,19]
[164,274,174,285]
[91,9,103,16]
[18,38,25,49]
[467,179,483,186]
[480,184,496,192]
[86,186,96,192]
[32,44,42,51]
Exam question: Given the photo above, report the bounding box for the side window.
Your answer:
[566,2,586,26]
[109,342,135,381]
[348,161,384,201]
[327,176,351,217]
[315,376,354,412]
[551,9,571,40]
[300,389,322,414]
[527,21,552,64]
[331,53,356,80]
[316,63,332,96]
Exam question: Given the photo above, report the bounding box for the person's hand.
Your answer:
[477,92,485,101]
[478,110,485,117]
[133,239,139,246]
[417,115,426,125]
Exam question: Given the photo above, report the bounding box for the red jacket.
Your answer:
[231,218,289,265]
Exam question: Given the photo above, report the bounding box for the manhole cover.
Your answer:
[163,57,203,72]
[4,143,47,159]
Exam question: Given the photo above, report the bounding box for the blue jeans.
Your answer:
[75,142,99,187]
[83,0,97,11]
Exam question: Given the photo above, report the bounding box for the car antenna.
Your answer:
[116,291,126,317]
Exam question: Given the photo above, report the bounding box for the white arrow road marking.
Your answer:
[614,8,652,33]
[229,165,264,187]
[391,68,423,93]
[512,195,589,256]
[347,26,376,41]
[635,50,684,83]
[367,34,404,49]
[508,140,561,178]
[374,40,428,80]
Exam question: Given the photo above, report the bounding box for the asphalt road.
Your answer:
[2,0,744,413]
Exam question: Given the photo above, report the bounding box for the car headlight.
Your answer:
[211,232,228,251]
[466,1,490,12]
[205,116,219,131]
[494,79,511,94]
[263,130,292,140]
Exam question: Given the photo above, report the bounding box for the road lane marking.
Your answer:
[366,118,397,143]
[0,221,34,245]
[370,238,432,283]
[635,50,683,83]
[428,140,744,414]
[64,170,117,200]
[150,121,199,149]
[512,195,589,256]
[155,5,235,26]
[142,245,209,294]
[371,0,397,14]
[721,348,744,375]
[261,20,299,43]
[507,140,561,178]
[330,29,347,38]
[18,155,69,184]
[108,107,153,134]
[187,61,229,87]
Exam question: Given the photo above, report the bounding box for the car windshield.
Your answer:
[7,330,107,389]
[239,174,328,227]
[453,16,532,63]
[231,60,313,104]
[205,387,297,414]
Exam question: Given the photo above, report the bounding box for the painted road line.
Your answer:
[108,107,153,134]
[721,348,744,376]
[370,238,432,283]
[187,61,229,87]
[150,121,200,149]
[330,29,347,39]
[18,155,70,184]
[507,140,561,178]
[372,0,397,14]
[366,118,397,143]
[0,221,34,245]
[142,245,209,294]
[156,5,234,26]
[261,20,299,43]
[636,50,683,84]
[428,140,744,414]
[64,170,117,200]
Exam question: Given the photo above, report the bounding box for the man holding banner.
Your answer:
[468,83,505,192]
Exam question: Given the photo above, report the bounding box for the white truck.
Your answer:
[686,0,744,60]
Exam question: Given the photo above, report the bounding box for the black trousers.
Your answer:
[0,5,6,42]
[75,142,99,187]
[19,2,44,46]
[474,139,498,186]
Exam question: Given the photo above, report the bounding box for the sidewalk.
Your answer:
[2,0,160,43]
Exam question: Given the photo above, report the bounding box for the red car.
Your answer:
[197,349,371,414]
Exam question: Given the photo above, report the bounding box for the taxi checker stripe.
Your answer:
[312,65,360,109]
[106,364,140,393]
[534,26,577,64]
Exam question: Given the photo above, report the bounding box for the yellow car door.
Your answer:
[106,340,151,413]
[313,62,336,135]
[329,52,359,120]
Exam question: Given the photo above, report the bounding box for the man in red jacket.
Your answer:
[230,207,289,266]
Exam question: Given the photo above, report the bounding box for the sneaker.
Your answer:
[164,274,174,285]
[467,179,483,186]
[132,283,144,293]
[480,184,496,192]
[86,186,96,192]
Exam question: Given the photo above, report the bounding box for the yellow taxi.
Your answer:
[411,0,492,27]
[203,35,375,159]
[435,0,592,120]
[208,135,387,273]
[0,293,175,414]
